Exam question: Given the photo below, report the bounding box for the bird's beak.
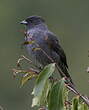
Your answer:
[20,20,27,25]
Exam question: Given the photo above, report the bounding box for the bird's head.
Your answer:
[20,16,45,27]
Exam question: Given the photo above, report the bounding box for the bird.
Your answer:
[20,15,73,84]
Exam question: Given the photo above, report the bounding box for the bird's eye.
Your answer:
[30,20,33,23]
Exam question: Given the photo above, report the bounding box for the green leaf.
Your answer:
[72,96,79,110]
[79,103,89,110]
[38,80,52,106]
[83,103,89,110]
[32,63,55,107]
[48,79,65,110]
[32,80,52,107]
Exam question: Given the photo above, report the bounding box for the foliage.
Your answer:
[13,63,89,110]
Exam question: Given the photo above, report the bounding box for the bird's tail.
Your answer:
[55,63,89,107]
[56,63,89,106]
[57,63,74,85]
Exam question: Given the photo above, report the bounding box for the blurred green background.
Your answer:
[0,0,89,109]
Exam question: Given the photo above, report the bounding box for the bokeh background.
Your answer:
[0,0,89,109]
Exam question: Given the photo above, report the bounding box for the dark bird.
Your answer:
[20,15,73,84]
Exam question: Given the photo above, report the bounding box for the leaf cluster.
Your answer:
[13,63,89,110]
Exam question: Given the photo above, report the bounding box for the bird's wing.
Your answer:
[45,32,68,68]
